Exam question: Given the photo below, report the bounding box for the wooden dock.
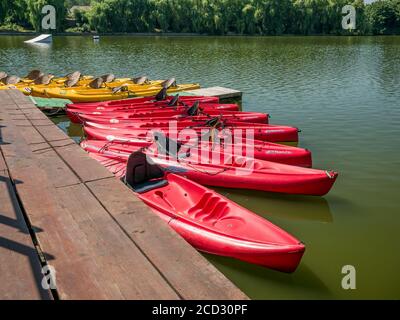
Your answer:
[183,86,242,100]
[0,90,248,300]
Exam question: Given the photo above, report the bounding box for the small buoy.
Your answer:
[93,35,100,40]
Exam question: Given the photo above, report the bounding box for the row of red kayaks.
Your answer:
[66,91,338,273]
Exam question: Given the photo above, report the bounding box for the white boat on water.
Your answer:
[24,34,53,44]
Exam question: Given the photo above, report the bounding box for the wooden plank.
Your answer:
[185,86,242,99]
[23,115,49,121]
[0,91,14,104]
[32,120,69,142]
[0,163,51,300]
[54,143,115,182]
[53,183,180,299]
[30,119,55,126]
[23,111,50,121]
[7,90,30,103]
[32,147,81,188]
[86,177,248,300]
[16,104,38,110]
[18,125,47,146]
[1,106,20,113]
[1,119,179,299]
[12,119,31,127]
[0,117,34,163]
[14,124,80,188]
[0,150,6,173]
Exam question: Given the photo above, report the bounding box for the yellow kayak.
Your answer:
[1,69,135,86]
[1,73,161,96]
[0,74,23,89]
[0,71,89,90]
[1,70,92,85]
[17,70,91,83]
[1,77,138,92]
[29,79,164,97]
[37,83,201,102]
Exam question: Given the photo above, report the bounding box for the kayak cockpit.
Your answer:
[125,150,168,193]
[187,192,231,222]
[133,179,168,193]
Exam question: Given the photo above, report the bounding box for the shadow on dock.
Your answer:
[0,175,53,300]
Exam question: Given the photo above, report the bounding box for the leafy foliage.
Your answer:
[26,0,67,32]
[84,0,400,35]
[366,0,400,34]
[0,0,399,34]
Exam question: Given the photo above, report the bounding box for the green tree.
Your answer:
[2,0,399,35]
[366,0,400,34]
[26,0,67,32]
[0,0,30,27]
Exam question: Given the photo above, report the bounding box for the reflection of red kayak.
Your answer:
[84,120,299,143]
[83,126,311,166]
[67,103,240,123]
[87,151,305,272]
[77,111,269,124]
[67,95,220,110]
[81,139,337,196]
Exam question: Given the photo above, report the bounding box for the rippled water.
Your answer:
[1,35,399,299]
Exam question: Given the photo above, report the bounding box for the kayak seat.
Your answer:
[187,101,200,116]
[223,155,257,170]
[155,87,168,101]
[133,179,168,194]
[154,132,182,157]
[125,151,167,193]
[167,94,179,106]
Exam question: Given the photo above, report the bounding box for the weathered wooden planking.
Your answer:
[0,91,14,104]
[184,86,242,99]
[0,90,248,300]
[7,89,30,103]
[54,143,115,182]
[0,100,179,299]
[87,177,248,300]
[0,151,6,173]
[0,154,51,300]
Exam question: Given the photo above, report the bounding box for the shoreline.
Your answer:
[1,31,400,37]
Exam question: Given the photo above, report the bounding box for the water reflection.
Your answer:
[52,116,83,142]
[25,42,52,49]
[204,253,331,299]
[215,187,333,223]
[25,42,53,64]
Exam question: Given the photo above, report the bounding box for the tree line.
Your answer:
[0,0,399,35]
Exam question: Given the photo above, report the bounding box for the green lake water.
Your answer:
[1,35,399,299]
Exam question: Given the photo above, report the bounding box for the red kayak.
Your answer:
[83,126,311,166]
[81,139,337,196]
[67,94,220,109]
[84,120,299,143]
[77,111,269,124]
[87,151,305,272]
[67,103,240,123]
[67,102,237,113]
